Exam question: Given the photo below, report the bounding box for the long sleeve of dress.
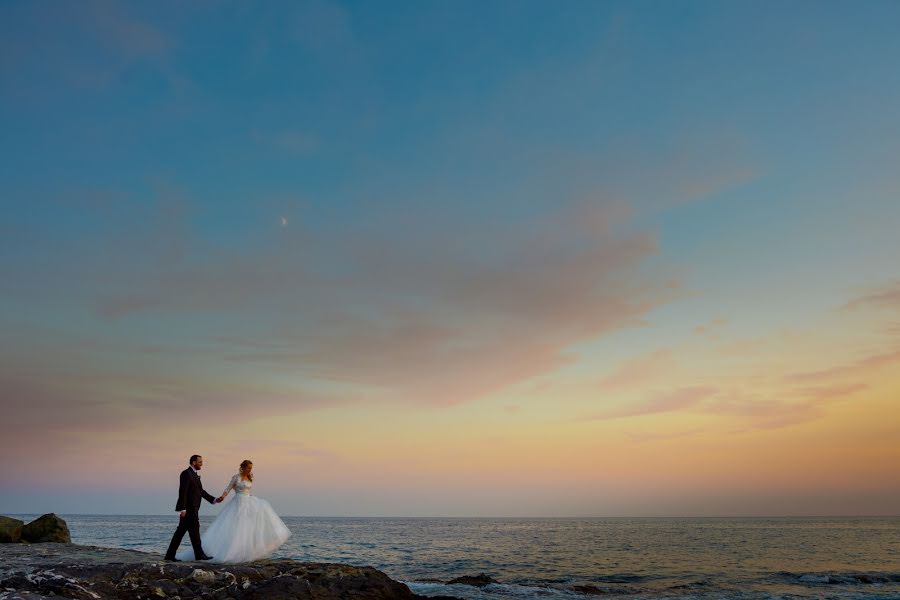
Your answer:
[222,474,238,497]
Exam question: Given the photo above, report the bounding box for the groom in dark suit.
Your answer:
[164,454,220,561]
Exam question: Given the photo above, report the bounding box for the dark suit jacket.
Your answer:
[175,467,217,512]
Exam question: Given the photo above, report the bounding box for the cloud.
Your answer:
[703,392,826,430]
[703,378,868,431]
[841,280,900,312]
[0,370,341,434]
[87,0,171,60]
[0,0,173,92]
[694,318,728,339]
[25,196,673,408]
[792,382,869,399]
[597,348,675,390]
[1,191,677,447]
[785,348,900,383]
[625,428,705,444]
[585,386,717,421]
[584,376,868,430]
[221,440,340,463]
[211,203,674,405]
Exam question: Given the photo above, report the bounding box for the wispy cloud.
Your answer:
[841,280,900,312]
[703,392,826,431]
[694,318,728,339]
[221,440,340,463]
[1,194,677,459]
[0,0,173,91]
[584,386,717,421]
[791,382,869,399]
[213,203,673,405]
[625,428,705,444]
[1,370,342,434]
[785,348,900,383]
[584,373,869,430]
[597,349,675,390]
[88,0,171,60]
[35,198,670,408]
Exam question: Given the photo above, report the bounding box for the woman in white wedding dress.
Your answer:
[176,460,291,563]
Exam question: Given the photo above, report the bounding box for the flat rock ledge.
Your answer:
[0,543,456,600]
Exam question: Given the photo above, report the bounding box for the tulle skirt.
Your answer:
[176,493,291,563]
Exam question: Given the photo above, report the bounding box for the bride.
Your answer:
[176,460,291,563]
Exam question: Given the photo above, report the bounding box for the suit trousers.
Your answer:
[164,510,205,559]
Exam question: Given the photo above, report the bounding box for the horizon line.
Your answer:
[5,513,900,519]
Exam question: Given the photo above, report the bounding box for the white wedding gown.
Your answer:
[176,474,291,563]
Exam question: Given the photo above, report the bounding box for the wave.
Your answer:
[408,571,900,600]
[406,582,590,600]
[774,570,900,585]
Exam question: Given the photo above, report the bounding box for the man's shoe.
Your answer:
[164,557,181,562]
[196,555,214,560]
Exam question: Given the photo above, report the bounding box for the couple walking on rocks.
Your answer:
[164,455,291,563]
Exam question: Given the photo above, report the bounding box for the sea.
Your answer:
[9,515,900,599]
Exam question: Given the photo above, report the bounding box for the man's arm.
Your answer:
[201,480,216,504]
[175,470,189,512]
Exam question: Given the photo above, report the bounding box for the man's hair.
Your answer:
[189,455,202,465]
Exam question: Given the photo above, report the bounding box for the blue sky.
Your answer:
[2,1,899,516]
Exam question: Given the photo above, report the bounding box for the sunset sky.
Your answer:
[2,1,899,517]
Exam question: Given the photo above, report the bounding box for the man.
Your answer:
[164,454,220,561]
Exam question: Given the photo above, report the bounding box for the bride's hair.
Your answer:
[239,459,253,481]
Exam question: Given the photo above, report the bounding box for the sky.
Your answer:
[1,0,899,517]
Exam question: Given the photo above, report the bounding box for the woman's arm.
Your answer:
[220,474,238,498]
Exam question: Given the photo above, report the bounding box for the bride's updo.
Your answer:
[239,459,254,481]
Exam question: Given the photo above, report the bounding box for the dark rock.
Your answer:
[21,513,71,543]
[572,584,609,595]
[151,578,183,596]
[0,515,25,543]
[246,575,313,599]
[2,592,58,600]
[446,573,498,587]
[0,543,462,600]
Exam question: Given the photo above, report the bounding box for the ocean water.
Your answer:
[10,515,900,599]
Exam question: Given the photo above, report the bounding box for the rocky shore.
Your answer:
[0,543,462,600]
